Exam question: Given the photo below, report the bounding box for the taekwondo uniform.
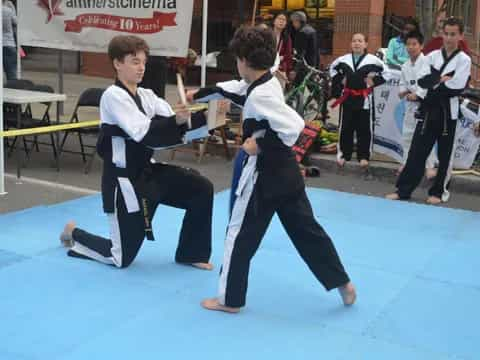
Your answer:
[68,80,213,268]
[330,53,386,162]
[399,53,438,168]
[194,72,350,307]
[395,49,471,202]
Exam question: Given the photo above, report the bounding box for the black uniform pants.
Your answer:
[220,181,350,308]
[339,106,372,161]
[396,108,456,200]
[70,163,213,268]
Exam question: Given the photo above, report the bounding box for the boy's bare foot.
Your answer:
[425,168,437,180]
[201,298,241,313]
[360,159,369,168]
[426,196,442,205]
[190,262,214,270]
[338,282,357,306]
[60,221,76,248]
[385,192,400,200]
[336,158,346,167]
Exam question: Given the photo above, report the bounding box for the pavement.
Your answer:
[1,70,479,213]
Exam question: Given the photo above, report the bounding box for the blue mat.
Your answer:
[1,188,479,360]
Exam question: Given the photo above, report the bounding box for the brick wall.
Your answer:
[385,0,415,16]
[332,0,385,59]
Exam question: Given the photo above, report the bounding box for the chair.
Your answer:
[21,84,58,165]
[59,88,105,173]
[3,79,35,155]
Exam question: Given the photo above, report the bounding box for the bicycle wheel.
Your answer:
[287,91,305,119]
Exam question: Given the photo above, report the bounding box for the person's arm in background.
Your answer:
[385,38,399,66]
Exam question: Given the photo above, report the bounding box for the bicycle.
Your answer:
[285,56,330,122]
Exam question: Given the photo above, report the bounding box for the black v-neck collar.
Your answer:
[115,79,146,115]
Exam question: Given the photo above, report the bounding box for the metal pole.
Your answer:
[58,50,64,116]
[201,0,208,87]
[0,6,5,195]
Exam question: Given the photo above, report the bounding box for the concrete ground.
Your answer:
[1,70,479,213]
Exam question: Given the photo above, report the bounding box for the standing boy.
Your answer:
[188,26,356,313]
[387,18,471,204]
[398,30,437,178]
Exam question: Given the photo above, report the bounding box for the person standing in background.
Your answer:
[385,18,420,68]
[271,12,293,89]
[289,11,318,85]
[2,0,18,80]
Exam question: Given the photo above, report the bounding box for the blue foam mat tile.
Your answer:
[61,295,358,360]
[0,256,185,359]
[420,240,480,289]
[211,247,411,335]
[323,220,449,276]
[366,277,480,359]
[308,188,476,233]
[339,335,461,360]
[0,249,29,269]
[0,348,36,360]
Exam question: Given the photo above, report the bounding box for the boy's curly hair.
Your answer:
[229,26,276,70]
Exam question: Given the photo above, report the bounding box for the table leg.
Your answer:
[16,105,22,180]
[56,101,60,171]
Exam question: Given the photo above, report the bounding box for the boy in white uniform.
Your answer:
[398,30,437,178]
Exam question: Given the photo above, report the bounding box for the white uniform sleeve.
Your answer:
[245,93,304,147]
[444,55,472,90]
[194,79,248,106]
[100,89,151,142]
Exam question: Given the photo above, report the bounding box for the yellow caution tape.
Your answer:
[0,103,210,138]
[452,169,480,177]
[1,120,100,138]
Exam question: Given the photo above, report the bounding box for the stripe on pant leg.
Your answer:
[441,128,459,202]
[70,190,124,267]
[218,159,258,305]
[337,105,344,161]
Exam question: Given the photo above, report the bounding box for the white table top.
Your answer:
[3,88,67,104]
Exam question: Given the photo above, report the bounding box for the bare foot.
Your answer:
[201,298,241,313]
[338,282,356,306]
[426,196,442,205]
[385,192,400,200]
[60,221,76,248]
[336,158,346,167]
[190,262,214,271]
[359,159,369,168]
[425,168,437,180]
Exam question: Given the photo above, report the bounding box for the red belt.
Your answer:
[331,87,373,108]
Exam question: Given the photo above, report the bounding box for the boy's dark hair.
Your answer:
[229,26,276,70]
[404,17,419,31]
[443,17,464,34]
[405,30,424,45]
[108,35,150,65]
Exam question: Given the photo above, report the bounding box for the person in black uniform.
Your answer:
[60,35,214,270]
[187,26,356,313]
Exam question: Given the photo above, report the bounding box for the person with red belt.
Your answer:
[330,33,386,168]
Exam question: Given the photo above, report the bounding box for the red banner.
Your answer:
[64,11,176,34]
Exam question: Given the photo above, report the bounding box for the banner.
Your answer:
[453,101,480,169]
[18,0,194,57]
[373,69,405,163]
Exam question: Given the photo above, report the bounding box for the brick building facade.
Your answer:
[81,0,479,80]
